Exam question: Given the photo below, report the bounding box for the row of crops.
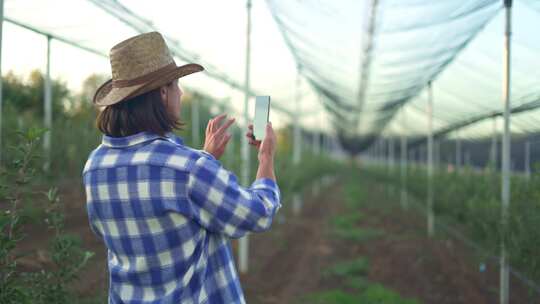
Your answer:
[363,162,540,289]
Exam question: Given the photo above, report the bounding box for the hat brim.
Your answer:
[93,63,204,107]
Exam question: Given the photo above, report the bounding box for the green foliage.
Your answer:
[323,257,370,278]
[358,284,419,304]
[276,153,342,200]
[331,213,364,230]
[344,276,370,290]
[303,285,419,304]
[365,164,540,283]
[303,289,362,304]
[332,226,383,242]
[0,127,93,304]
[342,171,366,209]
[311,248,417,303]
[3,70,70,118]
[329,176,383,242]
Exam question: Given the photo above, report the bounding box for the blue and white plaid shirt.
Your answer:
[82,131,281,304]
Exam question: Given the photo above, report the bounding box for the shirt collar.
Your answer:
[102,131,184,148]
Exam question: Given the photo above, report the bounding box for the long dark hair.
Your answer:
[96,83,184,137]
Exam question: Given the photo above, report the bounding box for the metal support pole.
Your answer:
[374,140,379,163]
[525,140,530,179]
[191,97,200,147]
[385,137,389,172]
[293,68,302,165]
[382,139,386,165]
[372,143,375,162]
[0,0,4,164]
[322,132,328,155]
[500,1,512,303]
[380,139,384,165]
[314,131,321,155]
[384,138,390,187]
[400,108,408,209]
[43,36,52,172]
[313,127,321,194]
[491,118,498,169]
[456,133,462,172]
[292,192,302,215]
[389,137,395,170]
[292,68,303,215]
[427,82,435,237]
[379,138,384,165]
[239,0,252,274]
[228,126,236,168]
[433,140,437,168]
[384,138,388,165]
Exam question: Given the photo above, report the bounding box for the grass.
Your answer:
[302,285,420,304]
[342,176,365,210]
[323,257,371,291]
[323,257,370,278]
[329,212,384,242]
[329,181,383,244]
[332,226,384,242]
[330,213,364,229]
[358,284,420,304]
[301,289,361,304]
[310,257,420,304]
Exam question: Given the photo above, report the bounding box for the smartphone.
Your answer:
[253,96,271,140]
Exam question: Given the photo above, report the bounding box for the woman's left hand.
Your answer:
[203,114,235,159]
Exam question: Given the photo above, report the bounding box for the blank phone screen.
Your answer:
[254,96,270,140]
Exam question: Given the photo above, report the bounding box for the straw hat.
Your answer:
[93,31,204,106]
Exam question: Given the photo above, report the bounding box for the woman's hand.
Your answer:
[245,122,277,162]
[245,124,261,149]
[203,114,235,160]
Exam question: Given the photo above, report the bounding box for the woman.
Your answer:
[82,32,281,304]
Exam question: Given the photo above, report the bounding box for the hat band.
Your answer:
[112,63,177,88]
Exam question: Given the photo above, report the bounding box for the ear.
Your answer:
[159,86,168,105]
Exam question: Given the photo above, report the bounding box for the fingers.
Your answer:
[248,137,260,146]
[258,122,276,158]
[245,129,258,141]
[264,122,275,139]
[245,129,261,148]
[205,116,215,135]
[216,117,236,135]
[246,124,255,139]
[245,128,255,139]
[222,133,232,147]
[216,132,232,150]
[210,114,227,133]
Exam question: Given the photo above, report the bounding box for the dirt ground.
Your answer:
[14,176,540,303]
[239,178,539,304]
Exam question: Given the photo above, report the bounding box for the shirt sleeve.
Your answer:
[197,149,216,161]
[184,155,281,239]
